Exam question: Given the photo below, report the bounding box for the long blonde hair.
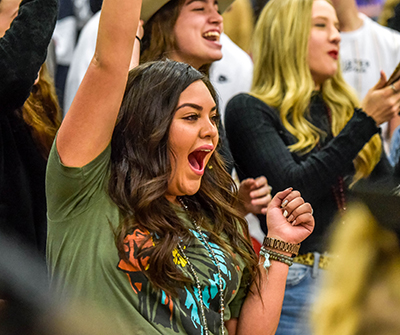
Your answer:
[312,202,400,335]
[251,0,381,183]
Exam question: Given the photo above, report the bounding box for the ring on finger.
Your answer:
[391,84,399,94]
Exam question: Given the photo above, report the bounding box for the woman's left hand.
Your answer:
[238,176,272,215]
[266,188,314,245]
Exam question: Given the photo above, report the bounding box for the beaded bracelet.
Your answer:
[259,247,293,268]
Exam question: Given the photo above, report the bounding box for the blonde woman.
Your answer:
[225,0,399,334]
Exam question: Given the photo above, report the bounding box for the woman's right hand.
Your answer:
[361,71,400,126]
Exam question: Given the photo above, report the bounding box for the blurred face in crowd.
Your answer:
[308,0,341,89]
[171,0,223,69]
[0,0,20,38]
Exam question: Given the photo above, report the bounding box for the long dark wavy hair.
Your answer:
[109,60,258,296]
[141,0,211,74]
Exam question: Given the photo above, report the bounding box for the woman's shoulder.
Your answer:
[228,92,268,107]
[226,93,277,115]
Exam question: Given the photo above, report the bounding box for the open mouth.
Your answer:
[188,148,212,174]
[203,31,220,42]
[328,51,338,60]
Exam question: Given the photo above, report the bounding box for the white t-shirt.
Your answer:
[63,11,100,115]
[340,13,400,154]
[209,33,253,122]
[64,14,253,119]
[340,13,400,100]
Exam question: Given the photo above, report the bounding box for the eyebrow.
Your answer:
[313,16,339,27]
[313,15,327,20]
[176,103,217,112]
[186,0,207,5]
[185,0,218,6]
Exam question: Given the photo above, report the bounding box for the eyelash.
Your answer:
[191,3,220,13]
[184,114,200,121]
[183,114,220,124]
[314,23,340,32]
[211,114,220,125]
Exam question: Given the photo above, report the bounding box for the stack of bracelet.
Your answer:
[259,237,301,269]
[260,248,293,268]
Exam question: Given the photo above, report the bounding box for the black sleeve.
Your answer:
[225,93,380,203]
[217,122,234,174]
[388,3,400,33]
[0,0,58,113]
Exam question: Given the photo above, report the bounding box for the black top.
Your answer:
[388,3,400,32]
[0,0,57,256]
[225,92,392,253]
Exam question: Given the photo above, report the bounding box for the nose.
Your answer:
[330,26,341,45]
[200,117,218,139]
[209,6,223,25]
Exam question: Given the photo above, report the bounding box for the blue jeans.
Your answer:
[275,255,324,335]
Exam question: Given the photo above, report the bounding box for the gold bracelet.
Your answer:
[263,237,301,257]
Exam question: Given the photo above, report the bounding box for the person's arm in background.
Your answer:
[0,0,57,113]
[332,0,363,32]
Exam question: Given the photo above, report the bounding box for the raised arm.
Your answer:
[56,0,142,167]
[0,0,57,113]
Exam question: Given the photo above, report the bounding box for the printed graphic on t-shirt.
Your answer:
[117,228,242,334]
[341,59,370,73]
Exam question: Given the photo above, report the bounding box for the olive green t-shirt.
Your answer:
[46,143,249,335]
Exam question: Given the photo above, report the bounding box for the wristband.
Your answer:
[263,236,300,257]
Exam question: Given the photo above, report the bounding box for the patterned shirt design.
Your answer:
[117,227,245,334]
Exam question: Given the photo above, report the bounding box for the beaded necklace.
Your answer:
[177,196,226,335]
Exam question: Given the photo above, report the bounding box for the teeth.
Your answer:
[203,31,220,38]
[201,149,211,152]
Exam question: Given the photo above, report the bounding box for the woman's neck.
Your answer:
[165,194,180,206]
[169,53,203,70]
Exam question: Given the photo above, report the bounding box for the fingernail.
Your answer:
[288,214,294,222]
[281,200,288,208]
[285,187,293,192]
[268,186,273,192]
[291,220,297,226]
[283,210,288,218]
